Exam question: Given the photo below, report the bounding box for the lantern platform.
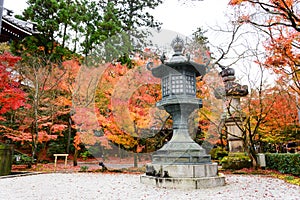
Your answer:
[140,163,225,189]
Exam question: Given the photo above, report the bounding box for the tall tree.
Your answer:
[228,1,300,157]
[57,0,79,49]
[107,0,162,31]
[14,0,79,62]
[23,0,61,54]
[76,0,102,57]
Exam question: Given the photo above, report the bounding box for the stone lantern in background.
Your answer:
[140,36,225,189]
[214,66,248,153]
[214,66,251,169]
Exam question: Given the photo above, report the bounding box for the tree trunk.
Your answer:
[133,153,138,168]
[66,117,72,154]
[73,148,78,166]
[118,144,121,161]
[32,74,39,163]
[62,23,68,49]
[31,141,37,164]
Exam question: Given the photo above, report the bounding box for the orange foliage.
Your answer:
[264,30,300,76]
[245,85,298,143]
[128,84,161,129]
[51,124,68,135]
[3,58,81,147]
[94,58,162,151]
[57,60,81,93]
[74,132,81,150]
[38,130,58,143]
[229,0,300,93]
[229,0,245,5]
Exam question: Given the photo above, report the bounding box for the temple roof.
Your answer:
[1,8,38,42]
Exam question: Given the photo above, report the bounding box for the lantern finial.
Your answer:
[171,35,184,55]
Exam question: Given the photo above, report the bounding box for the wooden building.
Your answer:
[0,8,38,42]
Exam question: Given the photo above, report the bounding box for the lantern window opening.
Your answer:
[185,74,196,95]
[162,76,170,97]
[171,75,184,95]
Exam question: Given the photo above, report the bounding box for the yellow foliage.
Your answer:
[0,43,10,53]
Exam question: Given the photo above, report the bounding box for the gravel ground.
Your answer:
[0,173,299,200]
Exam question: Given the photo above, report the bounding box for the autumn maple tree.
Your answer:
[0,52,27,121]
[94,63,157,163]
[257,86,299,145]
[229,0,300,99]
[227,0,300,154]
[0,52,30,146]
[2,52,81,161]
[85,53,192,166]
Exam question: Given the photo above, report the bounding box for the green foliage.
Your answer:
[285,175,295,181]
[21,0,162,57]
[210,147,228,161]
[265,153,300,176]
[221,154,252,170]
[17,0,80,61]
[47,142,66,157]
[117,54,134,68]
[13,154,32,165]
[108,0,162,31]
[286,176,300,185]
[192,27,209,47]
[98,2,122,41]
[77,0,102,56]
[23,0,60,50]
[193,128,205,146]
[79,166,89,172]
[80,150,92,160]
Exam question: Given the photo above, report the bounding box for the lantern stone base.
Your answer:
[140,163,225,189]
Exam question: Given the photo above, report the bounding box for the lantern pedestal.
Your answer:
[141,101,225,188]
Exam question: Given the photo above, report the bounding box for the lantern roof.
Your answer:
[151,36,208,78]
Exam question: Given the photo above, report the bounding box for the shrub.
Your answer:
[265,153,300,176]
[80,166,89,172]
[221,154,252,170]
[13,154,32,165]
[80,151,93,160]
[210,147,228,161]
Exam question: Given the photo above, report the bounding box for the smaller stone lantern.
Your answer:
[214,66,248,153]
[140,36,225,189]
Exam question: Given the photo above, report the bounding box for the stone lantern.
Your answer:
[140,36,225,189]
[214,66,248,153]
